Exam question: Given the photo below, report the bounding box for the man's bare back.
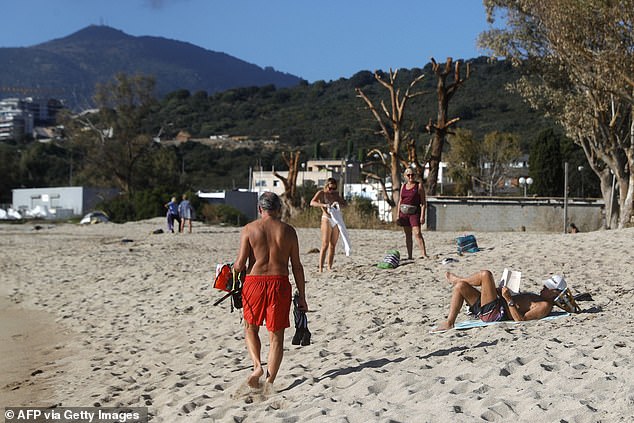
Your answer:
[245,218,295,274]
[236,215,301,277]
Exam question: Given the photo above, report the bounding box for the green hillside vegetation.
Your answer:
[154,57,553,153]
[146,57,562,192]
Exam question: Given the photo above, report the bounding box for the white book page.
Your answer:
[500,268,521,293]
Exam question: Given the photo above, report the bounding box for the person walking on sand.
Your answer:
[432,270,562,332]
[310,177,347,272]
[178,194,193,233]
[397,168,428,259]
[164,196,180,233]
[234,192,308,388]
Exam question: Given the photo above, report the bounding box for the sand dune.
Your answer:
[1,218,633,422]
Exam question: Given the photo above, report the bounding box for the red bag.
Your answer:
[213,263,244,310]
[214,263,238,292]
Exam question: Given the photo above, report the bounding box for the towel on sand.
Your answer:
[454,311,570,330]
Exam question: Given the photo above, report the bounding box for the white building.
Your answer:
[12,186,119,219]
[250,159,361,196]
[0,98,33,141]
[0,97,63,141]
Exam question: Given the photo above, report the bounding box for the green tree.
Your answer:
[447,129,520,196]
[0,144,20,203]
[445,129,480,195]
[480,0,634,227]
[66,73,159,195]
[19,142,70,188]
[529,129,564,196]
[479,132,521,196]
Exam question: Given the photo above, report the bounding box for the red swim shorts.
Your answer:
[242,275,292,332]
[397,212,421,227]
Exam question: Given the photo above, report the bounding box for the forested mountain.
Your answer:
[0,25,302,109]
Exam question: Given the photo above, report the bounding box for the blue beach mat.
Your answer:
[454,311,570,330]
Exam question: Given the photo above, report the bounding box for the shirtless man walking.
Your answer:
[234,192,308,388]
[433,270,562,332]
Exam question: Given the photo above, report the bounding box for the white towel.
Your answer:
[329,204,351,256]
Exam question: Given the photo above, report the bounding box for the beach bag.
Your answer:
[456,234,479,254]
[399,204,420,215]
[213,263,244,310]
[377,249,400,269]
[553,288,581,313]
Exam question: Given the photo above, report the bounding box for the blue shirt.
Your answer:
[167,200,179,216]
[179,200,192,219]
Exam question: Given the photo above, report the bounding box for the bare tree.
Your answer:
[356,69,426,220]
[273,150,301,220]
[426,57,470,195]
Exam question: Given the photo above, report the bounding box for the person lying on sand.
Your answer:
[433,270,564,332]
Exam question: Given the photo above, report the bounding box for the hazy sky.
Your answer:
[2,0,493,82]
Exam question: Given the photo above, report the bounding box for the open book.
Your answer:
[499,268,522,294]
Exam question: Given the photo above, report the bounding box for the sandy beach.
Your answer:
[1,218,633,422]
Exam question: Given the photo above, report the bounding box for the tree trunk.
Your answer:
[273,151,301,221]
[426,58,469,195]
[618,116,634,228]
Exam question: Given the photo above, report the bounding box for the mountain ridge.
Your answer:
[0,25,303,109]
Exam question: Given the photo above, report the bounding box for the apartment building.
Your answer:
[0,97,64,141]
[250,159,362,196]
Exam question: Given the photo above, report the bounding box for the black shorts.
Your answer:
[468,297,507,322]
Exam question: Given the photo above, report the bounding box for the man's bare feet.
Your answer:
[247,365,264,388]
[445,271,461,284]
[265,369,274,385]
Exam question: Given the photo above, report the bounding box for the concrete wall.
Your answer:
[198,190,258,221]
[426,197,604,233]
[225,191,258,221]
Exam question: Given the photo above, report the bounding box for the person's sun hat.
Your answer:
[543,275,567,291]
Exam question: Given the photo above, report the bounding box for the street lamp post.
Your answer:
[578,166,584,198]
[345,162,354,199]
[519,176,533,197]
[301,162,305,187]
